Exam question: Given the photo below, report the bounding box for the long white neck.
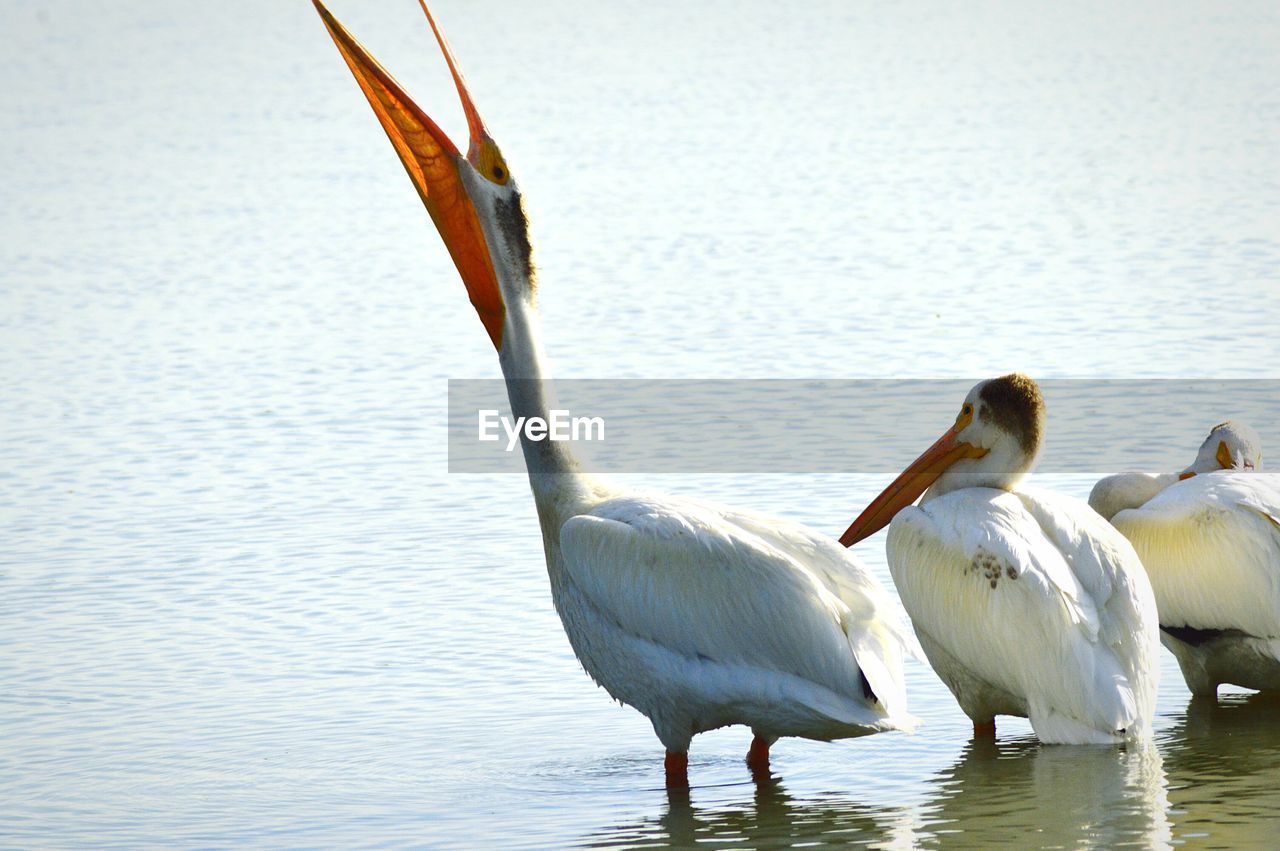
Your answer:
[495,294,602,521]
[466,171,608,525]
[497,296,574,474]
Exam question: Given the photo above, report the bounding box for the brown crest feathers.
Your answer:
[979,373,1045,455]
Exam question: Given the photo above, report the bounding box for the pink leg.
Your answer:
[746,735,771,770]
[665,751,689,788]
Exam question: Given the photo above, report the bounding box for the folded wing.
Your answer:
[558,494,913,720]
[1111,472,1280,638]
[888,487,1158,740]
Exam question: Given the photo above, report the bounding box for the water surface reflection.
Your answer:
[581,697,1280,849]
[5,0,1280,845]
[581,735,1179,849]
[582,776,917,849]
[920,736,1170,848]
[1161,693,1280,844]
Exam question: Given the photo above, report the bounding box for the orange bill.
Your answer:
[416,0,489,152]
[1216,439,1234,470]
[839,426,989,546]
[313,0,505,349]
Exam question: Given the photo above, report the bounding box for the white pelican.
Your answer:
[1089,421,1263,521]
[839,374,1160,743]
[312,0,918,786]
[1104,425,1280,696]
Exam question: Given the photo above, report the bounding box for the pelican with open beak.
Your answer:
[313,0,919,787]
[840,374,1160,743]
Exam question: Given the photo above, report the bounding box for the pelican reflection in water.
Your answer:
[1159,692,1280,843]
[578,739,1172,849]
[580,777,919,849]
[920,736,1170,847]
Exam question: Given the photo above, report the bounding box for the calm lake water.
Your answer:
[3,0,1279,847]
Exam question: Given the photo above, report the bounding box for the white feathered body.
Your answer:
[1089,472,1180,521]
[314,0,920,769]
[537,480,919,752]
[886,486,1160,744]
[1110,472,1280,694]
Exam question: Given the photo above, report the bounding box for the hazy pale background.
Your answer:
[2,0,1278,847]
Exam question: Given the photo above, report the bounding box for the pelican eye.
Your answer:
[474,138,511,186]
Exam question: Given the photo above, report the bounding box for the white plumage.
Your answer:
[840,374,1160,743]
[1111,472,1280,694]
[314,0,918,785]
[1090,420,1263,521]
[1088,472,1180,523]
[558,493,919,751]
[889,486,1159,743]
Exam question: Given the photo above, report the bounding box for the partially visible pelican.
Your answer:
[312,0,918,787]
[840,374,1160,743]
[1089,421,1263,520]
[1105,425,1280,696]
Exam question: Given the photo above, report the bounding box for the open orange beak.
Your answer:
[839,426,988,546]
[313,0,505,349]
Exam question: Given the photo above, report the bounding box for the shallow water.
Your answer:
[3,0,1279,847]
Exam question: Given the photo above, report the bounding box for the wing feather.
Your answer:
[888,487,1158,739]
[716,506,921,711]
[558,494,910,716]
[1111,472,1280,637]
[1088,472,1178,520]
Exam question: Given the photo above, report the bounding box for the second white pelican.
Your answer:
[840,374,1160,743]
[1089,421,1263,521]
[313,0,918,787]
[1105,425,1279,696]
